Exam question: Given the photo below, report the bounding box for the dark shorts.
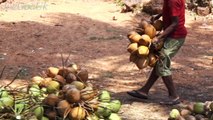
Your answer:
[155,38,185,76]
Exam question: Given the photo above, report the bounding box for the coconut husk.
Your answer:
[54,75,66,86]
[76,69,89,82]
[135,57,149,69]
[129,52,138,63]
[57,100,71,117]
[65,88,81,103]
[43,94,59,107]
[65,73,77,83]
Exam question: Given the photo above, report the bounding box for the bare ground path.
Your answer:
[0,0,212,119]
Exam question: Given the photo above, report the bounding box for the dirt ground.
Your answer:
[0,0,212,120]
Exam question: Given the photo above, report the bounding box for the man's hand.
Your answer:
[150,14,162,24]
[152,37,164,50]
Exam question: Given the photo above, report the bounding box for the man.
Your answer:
[127,0,187,105]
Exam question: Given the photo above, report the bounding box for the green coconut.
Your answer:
[34,106,44,120]
[99,90,111,102]
[29,85,41,97]
[47,81,60,93]
[96,102,112,118]
[193,102,205,114]
[110,100,121,113]
[86,114,99,120]
[108,113,121,120]
[41,116,49,120]
[15,103,25,115]
[71,81,85,90]
[0,96,14,107]
[41,87,47,93]
[169,109,180,119]
[0,89,9,98]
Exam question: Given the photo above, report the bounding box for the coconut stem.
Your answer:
[4,69,22,88]
[0,66,6,80]
[64,52,72,66]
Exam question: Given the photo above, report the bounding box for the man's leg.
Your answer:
[162,75,178,99]
[127,68,159,99]
[138,67,159,95]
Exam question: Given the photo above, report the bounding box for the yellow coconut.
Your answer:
[148,53,158,67]
[127,31,138,38]
[46,81,60,93]
[46,67,59,78]
[67,63,81,72]
[69,107,86,120]
[71,81,85,90]
[127,43,138,53]
[31,76,44,85]
[137,46,149,56]
[144,24,156,39]
[140,20,149,29]
[138,34,152,46]
[40,77,52,87]
[153,20,163,31]
[128,34,142,43]
[136,57,149,69]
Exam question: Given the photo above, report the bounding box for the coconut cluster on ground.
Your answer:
[168,101,213,120]
[0,63,122,120]
[127,19,163,69]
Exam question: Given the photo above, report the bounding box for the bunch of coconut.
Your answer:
[168,101,213,120]
[127,19,163,69]
[30,63,122,120]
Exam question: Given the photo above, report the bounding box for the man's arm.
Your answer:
[155,16,179,42]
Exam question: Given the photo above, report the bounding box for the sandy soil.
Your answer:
[0,0,212,119]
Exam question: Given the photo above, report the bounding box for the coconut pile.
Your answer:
[168,101,213,120]
[0,64,122,120]
[127,19,163,69]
